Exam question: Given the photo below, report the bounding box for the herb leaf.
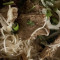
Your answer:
[12,23,19,32]
[50,17,59,25]
[46,9,52,17]
[3,1,14,5]
[28,6,35,12]
[27,20,35,26]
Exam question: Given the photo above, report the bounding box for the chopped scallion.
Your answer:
[12,23,19,32]
[27,20,35,26]
[50,17,59,25]
[3,1,14,5]
[28,6,35,12]
[46,10,52,17]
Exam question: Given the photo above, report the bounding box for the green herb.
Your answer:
[28,6,35,12]
[12,23,19,32]
[3,1,14,5]
[50,17,59,25]
[53,8,58,12]
[46,9,52,18]
[27,20,35,26]
[36,29,60,46]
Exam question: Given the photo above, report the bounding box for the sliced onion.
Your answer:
[46,9,60,30]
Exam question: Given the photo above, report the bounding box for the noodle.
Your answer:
[0,5,23,58]
[31,17,47,36]
[46,9,60,30]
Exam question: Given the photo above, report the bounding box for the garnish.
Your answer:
[50,17,59,25]
[3,1,14,5]
[36,29,60,46]
[46,9,52,18]
[12,23,19,32]
[27,20,35,26]
[53,7,58,12]
[28,5,35,12]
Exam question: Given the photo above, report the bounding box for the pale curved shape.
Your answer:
[46,9,60,30]
[44,28,49,36]
[0,5,22,57]
[7,5,18,23]
[41,0,46,7]
[3,35,16,52]
[31,17,47,37]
